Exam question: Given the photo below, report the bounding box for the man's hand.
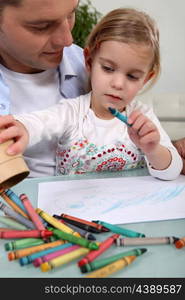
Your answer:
[173,138,185,175]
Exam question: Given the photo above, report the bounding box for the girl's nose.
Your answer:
[111,74,125,90]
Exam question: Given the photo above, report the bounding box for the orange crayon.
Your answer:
[0,227,17,231]
[175,237,185,249]
[0,190,29,219]
[8,240,65,260]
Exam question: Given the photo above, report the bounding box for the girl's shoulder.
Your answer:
[58,92,91,118]
[127,96,154,115]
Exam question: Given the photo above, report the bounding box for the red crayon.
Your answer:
[19,194,45,231]
[60,213,109,233]
[78,233,119,267]
[0,229,53,239]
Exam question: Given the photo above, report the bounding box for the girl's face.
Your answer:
[86,40,153,119]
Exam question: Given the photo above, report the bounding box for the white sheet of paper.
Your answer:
[38,175,185,225]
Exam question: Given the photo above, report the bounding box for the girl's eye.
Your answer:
[102,65,114,72]
[127,74,139,81]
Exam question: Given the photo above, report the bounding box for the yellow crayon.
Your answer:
[175,237,185,249]
[36,208,81,237]
[0,190,29,219]
[41,247,90,272]
[85,255,136,278]
[8,240,65,260]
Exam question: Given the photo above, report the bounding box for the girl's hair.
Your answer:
[86,8,160,90]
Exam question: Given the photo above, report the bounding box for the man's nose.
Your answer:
[51,20,73,48]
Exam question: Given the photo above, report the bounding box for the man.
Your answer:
[0,0,89,177]
[173,138,185,175]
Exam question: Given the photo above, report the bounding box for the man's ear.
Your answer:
[144,71,155,84]
[84,47,92,72]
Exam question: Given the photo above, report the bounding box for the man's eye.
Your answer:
[102,65,114,72]
[30,24,51,32]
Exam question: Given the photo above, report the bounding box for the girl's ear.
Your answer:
[84,47,92,72]
[144,70,155,84]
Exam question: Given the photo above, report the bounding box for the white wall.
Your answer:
[89,0,185,94]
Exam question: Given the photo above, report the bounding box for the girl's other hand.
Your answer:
[128,110,160,154]
[0,115,29,155]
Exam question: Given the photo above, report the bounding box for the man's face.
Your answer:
[0,0,78,73]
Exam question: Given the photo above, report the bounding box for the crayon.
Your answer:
[93,220,145,237]
[49,227,99,250]
[116,236,178,246]
[80,248,147,273]
[0,229,53,239]
[0,201,36,229]
[53,215,96,240]
[85,255,136,278]
[40,247,90,272]
[85,255,137,278]
[33,244,80,267]
[0,190,29,219]
[175,237,185,249]
[20,242,73,266]
[78,234,119,267]
[5,237,45,251]
[0,216,28,230]
[20,194,45,231]
[36,208,81,237]
[108,107,132,127]
[0,227,17,231]
[60,213,109,233]
[4,189,27,213]
[8,239,64,260]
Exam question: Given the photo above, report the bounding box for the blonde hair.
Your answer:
[86,8,160,90]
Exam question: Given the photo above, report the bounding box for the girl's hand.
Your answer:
[128,110,160,154]
[0,115,29,155]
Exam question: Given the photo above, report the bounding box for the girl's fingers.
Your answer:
[0,115,15,128]
[0,126,21,143]
[7,138,27,155]
[139,131,160,145]
[137,121,157,137]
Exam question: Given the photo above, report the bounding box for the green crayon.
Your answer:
[93,220,145,237]
[0,216,27,230]
[5,238,45,251]
[80,248,147,273]
[48,227,99,250]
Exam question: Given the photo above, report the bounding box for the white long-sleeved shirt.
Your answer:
[15,92,183,180]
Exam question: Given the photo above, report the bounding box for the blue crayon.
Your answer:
[93,220,145,238]
[108,107,132,127]
[19,242,73,266]
[4,190,46,226]
[5,189,27,213]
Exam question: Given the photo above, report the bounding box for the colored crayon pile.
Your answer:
[0,188,185,278]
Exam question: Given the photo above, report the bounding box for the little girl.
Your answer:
[0,8,182,180]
